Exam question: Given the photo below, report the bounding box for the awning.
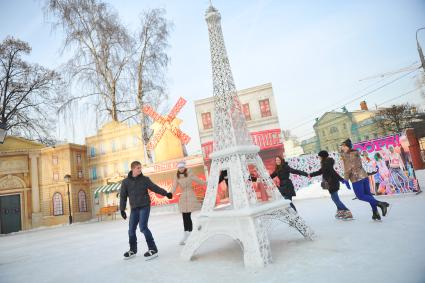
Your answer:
[94,182,122,197]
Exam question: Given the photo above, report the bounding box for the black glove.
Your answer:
[166,192,173,199]
[120,210,127,220]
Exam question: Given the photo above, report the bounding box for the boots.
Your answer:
[377,201,389,216]
[179,231,191,245]
[342,210,354,220]
[372,210,381,221]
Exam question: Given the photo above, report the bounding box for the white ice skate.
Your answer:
[179,231,191,245]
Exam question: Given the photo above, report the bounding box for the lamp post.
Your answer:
[64,174,72,224]
[0,122,7,144]
[417,27,425,71]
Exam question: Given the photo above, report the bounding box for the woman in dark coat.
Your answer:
[309,150,353,220]
[270,156,308,212]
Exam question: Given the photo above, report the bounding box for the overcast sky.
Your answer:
[1,0,425,154]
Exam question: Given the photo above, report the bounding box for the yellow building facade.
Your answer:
[0,137,91,234]
[86,121,147,212]
[301,102,388,154]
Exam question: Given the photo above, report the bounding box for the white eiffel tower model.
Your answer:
[181,2,314,268]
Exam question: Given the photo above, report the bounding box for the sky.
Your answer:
[1,0,425,154]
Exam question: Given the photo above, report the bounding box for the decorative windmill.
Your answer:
[142,97,191,162]
[181,2,314,268]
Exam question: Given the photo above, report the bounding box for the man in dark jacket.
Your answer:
[120,161,172,260]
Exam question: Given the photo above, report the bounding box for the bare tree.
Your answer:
[131,8,171,162]
[0,36,62,144]
[376,103,417,133]
[45,0,132,122]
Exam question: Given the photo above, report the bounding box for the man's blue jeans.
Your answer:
[128,206,157,252]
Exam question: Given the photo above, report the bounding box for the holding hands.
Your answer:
[341,179,351,190]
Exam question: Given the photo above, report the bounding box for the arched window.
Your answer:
[78,190,88,212]
[330,126,339,134]
[52,192,63,216]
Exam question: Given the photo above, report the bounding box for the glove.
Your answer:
[120,210,127,220]
[341,180,351,190]
[166,192,173,199]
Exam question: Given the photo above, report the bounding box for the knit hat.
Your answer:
[318,150,329,158]
[177,161,186,169]
[341,138,353,149]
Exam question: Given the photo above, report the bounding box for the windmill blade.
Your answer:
[170,126,191,144]
[142,105,167,125]
[167,97,187,122]
[146,125,167,150]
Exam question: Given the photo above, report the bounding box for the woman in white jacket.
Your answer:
[170,161,206,245]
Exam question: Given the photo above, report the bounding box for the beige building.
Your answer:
[301,101,388,154]
[194,83,284,170]
[0,137,91,234]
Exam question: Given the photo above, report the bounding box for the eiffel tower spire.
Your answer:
[205,3,253,152]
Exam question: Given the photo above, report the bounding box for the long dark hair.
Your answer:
[177,168,188,179]
[275,156,285,172]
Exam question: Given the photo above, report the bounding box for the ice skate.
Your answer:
[342,210,354,221]
[377,201,390,217]
[179,231,191,245]
[372,210,381,221]
[123,250,137,260]
[144,249,158,261]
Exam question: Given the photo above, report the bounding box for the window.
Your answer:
[91,167,97,180]
[78,190,88,212]
[99,144,105,155]
[121,139,127,150]
[111,141,116,152]
[330,127,339,134]
[242,103,251,121]
[90,146,96,157]
[53,172,59,181]
[76,153,82,165]
[259,99,272,117]
[52,155,58,165]
[201,112,212,129]
[52,192,63,216]
[78,170,83,179]
[123,161,129,173]
[322,130,326,136]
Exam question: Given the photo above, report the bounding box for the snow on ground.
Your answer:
[1,190,425,283]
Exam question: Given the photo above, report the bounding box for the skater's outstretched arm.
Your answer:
[170,177,178,194]
[119,181,128,211]
[309,169,323,178]
[146,177,171,198]
[189,170,206,186]
[289,167,308,177]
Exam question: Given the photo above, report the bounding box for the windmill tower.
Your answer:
[181,3,314,268]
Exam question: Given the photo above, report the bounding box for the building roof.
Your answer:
[0,136,45,152]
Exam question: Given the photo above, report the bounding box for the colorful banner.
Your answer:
[285,134,419,195]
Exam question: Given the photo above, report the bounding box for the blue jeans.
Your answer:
[330,191,349,211]
[128,206,157,252]
[352,178,378,212]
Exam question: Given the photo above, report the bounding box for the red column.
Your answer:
[406,129,424,170]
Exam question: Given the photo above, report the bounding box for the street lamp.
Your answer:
[0,122,7,144]
[64,174,72,224]
[416,27,425,71]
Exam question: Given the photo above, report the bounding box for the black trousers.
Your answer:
[182,212,192,232]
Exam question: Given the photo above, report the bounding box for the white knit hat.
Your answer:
[177,161,186,169]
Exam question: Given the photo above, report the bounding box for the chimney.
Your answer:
[360,101,368,111]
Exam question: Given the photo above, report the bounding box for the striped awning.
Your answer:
[94,182,122,197]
